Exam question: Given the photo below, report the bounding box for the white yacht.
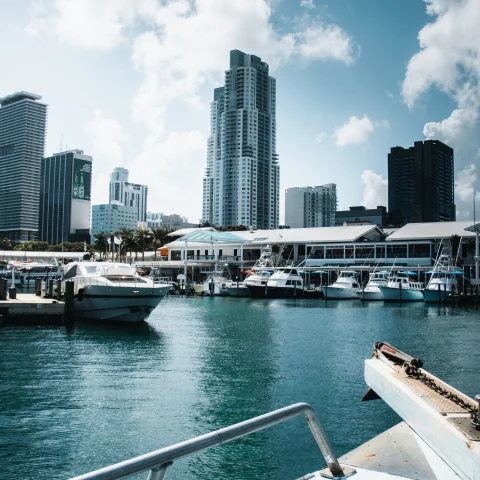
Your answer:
[202,264,230,296]
[62,262,171,322]
[322,270,360,299]
[421,254,459,303]
[227,246,275,297]
[379,273,424,301]
[356,270,389,300]
[0,261,62,287]
[248,267,304,298]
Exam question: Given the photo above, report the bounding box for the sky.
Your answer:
[2,0,480,224]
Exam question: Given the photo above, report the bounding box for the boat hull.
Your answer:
[72,284,171,322]
[226,286,251,297]
[357,289,384,301]
[322,286,358,299]
[379,286,424,302]
[248,285,305,299]
[421,288,451,303]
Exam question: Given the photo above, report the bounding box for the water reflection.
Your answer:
[190,297,279,479]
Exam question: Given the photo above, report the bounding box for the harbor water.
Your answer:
[1,297,479,479]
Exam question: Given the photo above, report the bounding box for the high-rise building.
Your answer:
[202,50,279,229]
[335,206,388,227]
[285,184,337,228]
[109,167,148,222]
[388,140,455,225]
[91,204,137,238]
[0,91,47,241]
[39,150,92,245]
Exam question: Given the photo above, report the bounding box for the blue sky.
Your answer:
[2,0,479,223]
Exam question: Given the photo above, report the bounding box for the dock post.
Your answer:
[0,279,6,301]
[399,281,402,302]
[35,279,41,296]
[48,279,54,298]
[438,284,441,303]
[63,281,75,325]
[56,280,62,301]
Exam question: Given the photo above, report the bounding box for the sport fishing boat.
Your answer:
[321,270,360,299]
[379,272,424,301]
[202,263,230,296]
[226,246,275,297]
[356,270,388,300]
[421,254,459,303]
[73,341,479,480]
[62,262,171,322]
[248,267,304,298]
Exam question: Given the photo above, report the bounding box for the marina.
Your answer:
[1,296,480,479]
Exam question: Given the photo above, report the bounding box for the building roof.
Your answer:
[386,221,476,241]
[0,91,42,106]
[178,229,250,244]
[168,227,217,237]
[165,225,383,248]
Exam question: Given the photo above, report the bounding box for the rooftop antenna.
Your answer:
[60,134,63,152]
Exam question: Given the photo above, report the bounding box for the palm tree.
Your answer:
[94,232,108,259]
[151,227,169,249]
[116,227,135,261]
[135,227,153,261]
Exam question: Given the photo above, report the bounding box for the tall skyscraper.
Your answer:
[285,184,337,228]
[0,91,47,241]
[39,150,92,245]
[109,167,148,222]
[202,50,279,229]
[388,140,455,225]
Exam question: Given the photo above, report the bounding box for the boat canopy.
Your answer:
[177,229,250,244]
[399,270,417,275]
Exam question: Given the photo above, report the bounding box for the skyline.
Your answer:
[2,0,479,224]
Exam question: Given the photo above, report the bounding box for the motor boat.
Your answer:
[356,270,388,300]
[248,267,304,298]
[379,272,424,301]
[421,254,459,303]
[62,262,171,322]
[202,264,230,296]
[321,270,360,299]
[0,261,62,287]
[227,246,276,297]
[76,341,479,480]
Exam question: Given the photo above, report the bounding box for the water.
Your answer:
[1,297,479,479]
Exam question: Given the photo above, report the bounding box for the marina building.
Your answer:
[335,205,388,227]
[388,140,455,225]
[39,149,92,245]
[0,91,47,241]
[156,221,476,269]
[109,167,148,222]
[91,203,137,237]
[285,184,337,228]
[202,50,279,229]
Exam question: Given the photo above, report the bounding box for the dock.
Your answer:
[0,293,66,324]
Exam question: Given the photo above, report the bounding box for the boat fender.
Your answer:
[78,288,84,301]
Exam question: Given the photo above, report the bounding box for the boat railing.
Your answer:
[70,402,350,480]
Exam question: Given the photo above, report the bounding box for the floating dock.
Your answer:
[0,291,71,325]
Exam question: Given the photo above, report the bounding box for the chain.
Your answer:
[404,363,478,419]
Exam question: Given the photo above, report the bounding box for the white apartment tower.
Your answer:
[109,167,148,222]
[202,50,279,229]
[285,184,337,228]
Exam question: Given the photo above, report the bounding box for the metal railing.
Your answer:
[70,402,349,480]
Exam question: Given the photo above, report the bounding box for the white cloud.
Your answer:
[334,115,389,146]
[300,0,315,8]
[423,107,478,143]
[315,132,325,143]
[29,0,357,219]
[361,170,388,208]
[455,163,478,203]
[26,0,159,50]
[85,110,128,204]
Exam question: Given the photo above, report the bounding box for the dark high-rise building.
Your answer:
[39,150,92,245]
[0,92,47,241]
[202,50,279,229]
[388,140,455,225]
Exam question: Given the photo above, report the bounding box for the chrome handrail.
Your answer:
[70,402,347,480]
